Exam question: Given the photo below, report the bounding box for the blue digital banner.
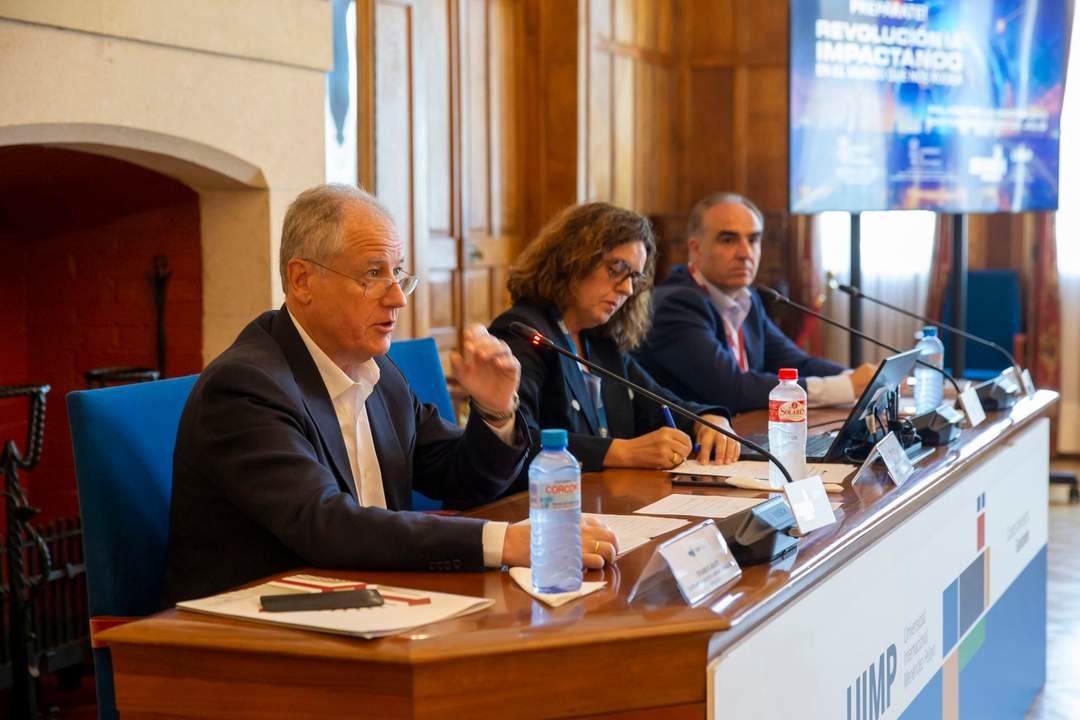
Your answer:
[790,0,1066,213]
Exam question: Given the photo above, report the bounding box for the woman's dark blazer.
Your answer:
[490,299,731,484]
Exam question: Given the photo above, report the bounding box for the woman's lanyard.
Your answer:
[557,319,610,438]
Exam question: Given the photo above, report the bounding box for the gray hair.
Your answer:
[687,192,764,238]
[279,183,393,292]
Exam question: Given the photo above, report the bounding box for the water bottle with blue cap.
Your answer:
[529,428,582,593]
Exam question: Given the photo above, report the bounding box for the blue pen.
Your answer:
[661,406,702,457]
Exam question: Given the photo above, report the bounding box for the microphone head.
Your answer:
[835,281,857,296]
[508,321,549,347]
[755,285,784,303]
[827,276,840,291]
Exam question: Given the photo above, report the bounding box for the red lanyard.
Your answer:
[688,263,748,372]
[728,325,749,372]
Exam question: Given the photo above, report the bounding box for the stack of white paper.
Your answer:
[176,574,494,639]
[668,459,855,485]
[634,494,766,519]
[582,513,690,556]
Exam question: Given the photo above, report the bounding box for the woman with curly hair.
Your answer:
[489,202,739,485]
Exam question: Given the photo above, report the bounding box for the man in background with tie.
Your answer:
[163,184,616,604]
[634,192,876,414]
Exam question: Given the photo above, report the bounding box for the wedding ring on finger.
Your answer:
[593,540,601,554]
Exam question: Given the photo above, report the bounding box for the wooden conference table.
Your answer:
[103,390,1058,719]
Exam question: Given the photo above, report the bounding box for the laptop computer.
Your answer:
[739,348,922,463]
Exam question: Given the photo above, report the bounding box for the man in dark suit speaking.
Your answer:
[164,184,616,604]
[635,192,876,415]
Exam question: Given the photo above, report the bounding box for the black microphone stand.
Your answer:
[508,322,795,484]
[509,322,803,565]
[758,286,962,396]
[756,287,963,449]
[831,280,1025,410]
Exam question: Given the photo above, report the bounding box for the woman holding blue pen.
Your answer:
[490,202,740,489]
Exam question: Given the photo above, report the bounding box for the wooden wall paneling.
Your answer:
[418,0,461,354]
[613,0,634,46]
[357,0,377,190]
[684,0,735,65]
[520,0,580,243]
[464,0,491,237]
[679,0,791,213]
[654,65,673,214]
[582,0,681,216]
[372,0,419,339]
[731,1,789,211]
[461,0,494,326]
[682,66,734,207]
[739,66,788,211]
[633,59,652,211]
[459,0,527,328]
[487,0,524,310]
[611,54,635,209]
[673,0,797,291]
[591,0,612,39]
[585,0,613,202]
[735,0,788,62]
[423,0,454,238]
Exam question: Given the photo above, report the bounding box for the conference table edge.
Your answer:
[705,389,1059,659]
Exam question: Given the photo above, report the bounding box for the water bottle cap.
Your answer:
[540,428,568,449]
[922,326,938,338]
[778,368,798,381]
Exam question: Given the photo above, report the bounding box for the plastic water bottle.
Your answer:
[768,368,808,486]
[914,326,945,414]
[529,429,582,593]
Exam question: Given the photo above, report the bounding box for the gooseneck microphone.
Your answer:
[829,279,1024,388]
[755,286,962,396]
[507,321,795,484]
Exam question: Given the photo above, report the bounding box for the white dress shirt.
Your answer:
[689,269,854,407]
[289,309,510,567]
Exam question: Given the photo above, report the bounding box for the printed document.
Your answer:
[669,459,854,485]
[583,513,690,556]
[634,494,766,519]
[177,574,494,639]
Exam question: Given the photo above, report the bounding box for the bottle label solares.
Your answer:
[530,480,581,510]
[769,399,807,423]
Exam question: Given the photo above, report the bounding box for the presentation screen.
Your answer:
[790,0,1066,214]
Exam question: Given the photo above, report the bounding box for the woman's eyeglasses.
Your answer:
[604,258,647,293]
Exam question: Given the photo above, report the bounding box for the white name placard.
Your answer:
[958,385,986,427]
[629,520,741,606]
[1020,368,1037,398]
[783,475,837,534]
[852,431,915,487]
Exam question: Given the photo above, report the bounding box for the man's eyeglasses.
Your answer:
[604,258,647,293]
[302,258,420,298]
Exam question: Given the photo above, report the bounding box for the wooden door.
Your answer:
[362,0,461,355]
[459,0,524,331]
[362,0,525,362]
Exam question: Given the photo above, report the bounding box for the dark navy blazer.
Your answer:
[163,307,528,605]
[489,299,730,485]
[634,266,846,414]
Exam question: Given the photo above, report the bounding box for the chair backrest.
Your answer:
[387,337,457,423]
[68,374,197,720]
[942,270,1022,378]
[387,338,454,511]
[68,375,197,617]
